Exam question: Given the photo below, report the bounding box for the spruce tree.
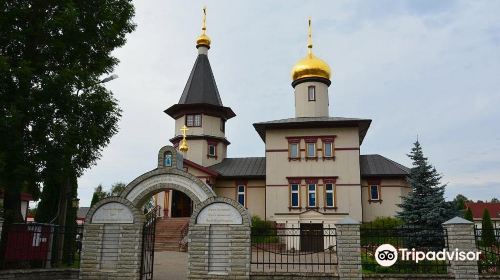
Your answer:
[397,141,454,248]
[481,208,495,247]
[464,207,474,222]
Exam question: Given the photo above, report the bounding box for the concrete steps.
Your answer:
[155,217,189,252]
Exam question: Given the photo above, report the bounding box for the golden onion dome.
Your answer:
[196,6,211,48]
[291,53,331,81]
[291,17,332,83]
[196,33,211,48]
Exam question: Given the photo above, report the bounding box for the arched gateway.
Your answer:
[80,146,251,280]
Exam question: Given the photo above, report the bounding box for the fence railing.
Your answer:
[251,225,337,274]
[474,225,500,274]
[2,223,83,270]
[360,225,449,274]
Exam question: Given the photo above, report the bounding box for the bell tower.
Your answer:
[165,7,235,166]
[291,18,332,118]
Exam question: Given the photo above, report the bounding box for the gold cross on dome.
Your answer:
[180,125,189,138]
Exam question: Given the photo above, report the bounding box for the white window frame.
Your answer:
[194,114,202,127]
[308,86,316,101]
[306,143,316,158]
[323,142,333,158]
[289,143,299,159]
[237,185,246,206]
[370,185,380,200]
[186,114,202,127]
[208,144,216,157]
[308,184,316,207]
[290,184,300,208]
[325,183,335,207]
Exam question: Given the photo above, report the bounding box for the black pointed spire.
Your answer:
[165,54,235,120]
[178,54,222,106]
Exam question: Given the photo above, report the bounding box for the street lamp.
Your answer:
[100,74,119,84]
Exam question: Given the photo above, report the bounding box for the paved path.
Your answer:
[153,251,188,280]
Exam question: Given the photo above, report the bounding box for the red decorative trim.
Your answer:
[266,184,289,187]
[266,149,288,152]
[323,177,338,184]
[305,178,319,184]
[207,140,218,159]
[320,136,336,142]
[367,179,382,185]
[286,137,301,143]
[183,159,219,177]
[236,180,248,186]
[286,177,302,184]
[335,147,359,151]
[304,137,318,143]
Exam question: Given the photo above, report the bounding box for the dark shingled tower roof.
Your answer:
[165,54,235,120]
[178,54,223,106]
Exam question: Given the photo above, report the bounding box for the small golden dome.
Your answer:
[291,17,332,83]
[291,53,331,81]
[196,6,211,48]
[196,33,211,48]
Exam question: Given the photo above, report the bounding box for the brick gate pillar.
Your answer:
[336,217,362,280]
[443,217,479,280]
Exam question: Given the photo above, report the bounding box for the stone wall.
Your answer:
[0,268,78,280]
[79,197,144,280]
[188,197,251,280]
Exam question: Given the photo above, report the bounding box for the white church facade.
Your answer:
[153,12,411,229]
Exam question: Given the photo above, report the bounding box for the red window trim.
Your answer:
[323,177,337,184]
[367,178,381,185]
[304,137,318,143]
[305,178,319,184]
[207,140,218,159]
[286,137,301,144]
[287,177,302,184]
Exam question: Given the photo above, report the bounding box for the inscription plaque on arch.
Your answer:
[92,202,134,224]
[196,202,242,225]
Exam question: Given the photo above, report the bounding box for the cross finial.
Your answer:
[202,6,207,34]
[307,17,313,55]
[180,125,189,138]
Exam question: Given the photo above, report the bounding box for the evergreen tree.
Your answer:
[90,185,107,207]
[109,182,126,197]
[397,141,454,248]
[481,208,496,247]
[464,207,474,222]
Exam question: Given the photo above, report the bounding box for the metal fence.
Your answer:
[474,225,500,274]
[360,225,449,274]
[251,225,337,274]
[2,223,83,269]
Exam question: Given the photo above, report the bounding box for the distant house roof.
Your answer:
[77,207,90,220]
[360,154,410,178]
[209,157,266,179]
[252,117,372,145]
[207,154,408,179]
[465,202,500,220]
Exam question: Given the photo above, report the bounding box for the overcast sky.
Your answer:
[75,0,500,207]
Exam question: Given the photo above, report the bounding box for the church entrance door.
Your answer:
[171,190,192,217]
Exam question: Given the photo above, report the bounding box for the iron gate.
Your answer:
[141,206,159,280]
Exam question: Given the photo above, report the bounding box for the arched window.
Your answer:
[164,152,173,167]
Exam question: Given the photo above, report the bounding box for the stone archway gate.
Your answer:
[80,146,251,280]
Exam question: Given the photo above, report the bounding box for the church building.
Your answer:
[153,10,410,228]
